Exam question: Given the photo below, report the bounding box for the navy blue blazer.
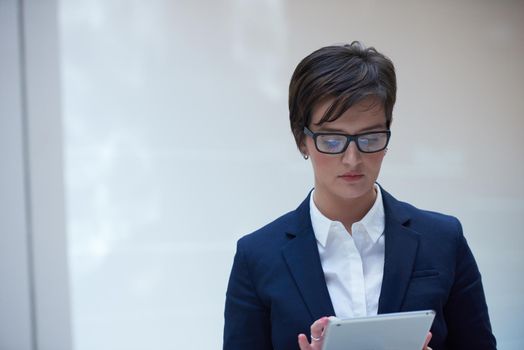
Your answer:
[224,188,496,350]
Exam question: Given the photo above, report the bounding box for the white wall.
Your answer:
[55,0,524,349]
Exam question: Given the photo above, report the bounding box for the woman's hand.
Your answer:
[423,332,432,350]
[298,318,433,350]
[297,316,330,350]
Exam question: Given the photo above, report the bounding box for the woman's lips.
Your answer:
[339,173,364,182]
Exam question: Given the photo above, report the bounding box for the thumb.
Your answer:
[423,332,432,349]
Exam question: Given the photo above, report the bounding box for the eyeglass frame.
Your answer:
[303,126,391,154]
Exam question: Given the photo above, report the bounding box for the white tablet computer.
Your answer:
[322,310,435,350]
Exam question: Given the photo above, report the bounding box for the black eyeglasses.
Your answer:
[303,126,391,154]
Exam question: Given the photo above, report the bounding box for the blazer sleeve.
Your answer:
[223,240,273,350]
[443,220,497,349]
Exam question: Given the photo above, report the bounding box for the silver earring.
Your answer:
[303,154,309,160]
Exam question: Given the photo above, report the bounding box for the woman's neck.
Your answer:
[313,186,377,233]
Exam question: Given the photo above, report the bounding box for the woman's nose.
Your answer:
[341,141,362,165]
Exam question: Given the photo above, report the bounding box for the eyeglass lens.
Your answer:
[316,132,388,153]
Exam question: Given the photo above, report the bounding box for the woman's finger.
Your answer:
[310,316,329,341]
[423,331,432,350]
[298,316,331,349]
[298,334,312,350]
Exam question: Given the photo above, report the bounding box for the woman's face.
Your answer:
[303,96,388,205]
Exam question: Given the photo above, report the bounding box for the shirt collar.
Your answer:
[309,192,333,247]
[309,184,386,247]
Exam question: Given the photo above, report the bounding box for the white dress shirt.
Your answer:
[309,184,385,318]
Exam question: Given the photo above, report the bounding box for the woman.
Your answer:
[223,42,496,350]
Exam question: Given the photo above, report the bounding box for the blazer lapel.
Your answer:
[282,194,335,321]
[378,188,421,313]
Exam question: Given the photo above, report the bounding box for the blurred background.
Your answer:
[1,0,523,349]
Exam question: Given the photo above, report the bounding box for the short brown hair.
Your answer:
[288,41,396,149]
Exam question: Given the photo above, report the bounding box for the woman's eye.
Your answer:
[361,136,378,145]
[322,138,343,150]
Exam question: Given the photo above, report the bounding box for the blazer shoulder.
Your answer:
[237,193,311,249]
[237,208,298,250]
[403,200,460,224]
[391,196,464,239]
[381,186,460,230]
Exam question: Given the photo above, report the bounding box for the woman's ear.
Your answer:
[299,140,309,159]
